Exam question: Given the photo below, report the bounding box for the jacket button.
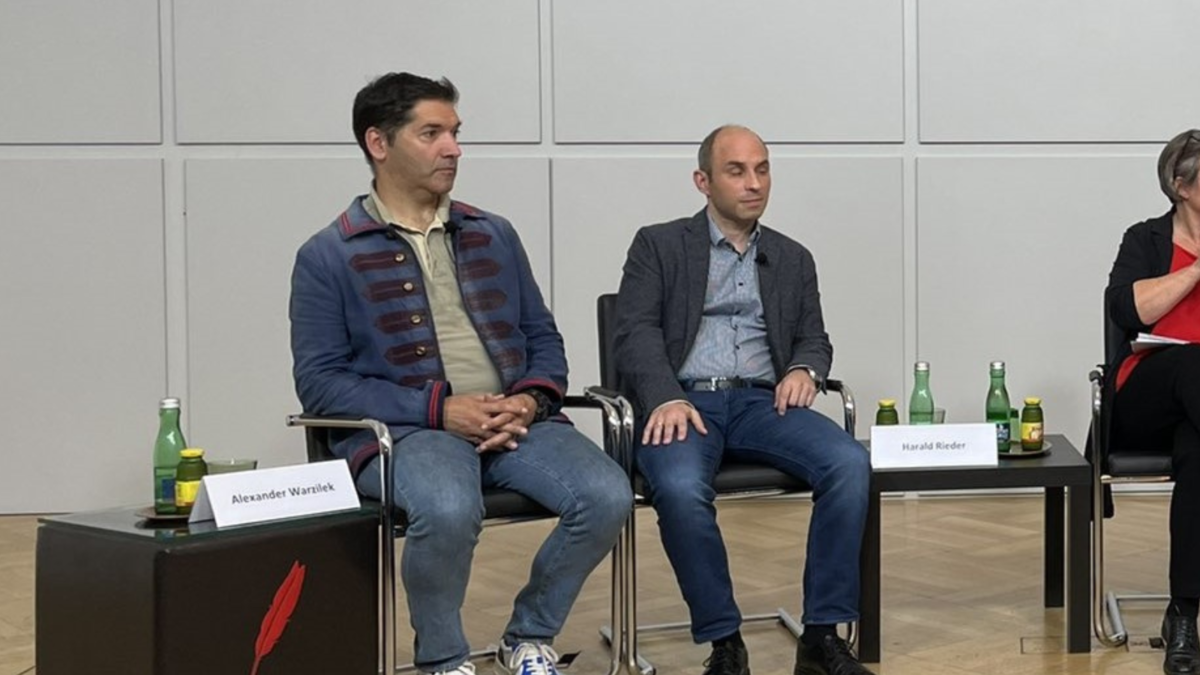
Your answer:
[394,253,406,263]
[410,314,423,325]
[415,346,427,356]
[403,282,415,292]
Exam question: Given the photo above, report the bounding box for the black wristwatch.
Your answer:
[523,388,554,423]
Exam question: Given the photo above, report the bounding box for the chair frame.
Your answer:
[288,386,633,675]
[602,380,858,675]
[1089,366,1172,647]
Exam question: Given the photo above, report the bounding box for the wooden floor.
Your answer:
[0,493,1179,675]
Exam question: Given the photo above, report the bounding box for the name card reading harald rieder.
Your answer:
[189,461,360,527]
[870,423,998,469]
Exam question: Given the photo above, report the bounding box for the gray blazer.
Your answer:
[613,209,834,418]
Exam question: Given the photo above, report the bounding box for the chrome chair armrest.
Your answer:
[1089,367,1104,418]
[824,378,857,437]
[582,386,635,476]
[285,414,393,450]
[1089,368,1104,485]
[285,413,394,507]
[285,413,397,673]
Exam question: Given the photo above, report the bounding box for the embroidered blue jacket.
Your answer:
[290,195,568,475]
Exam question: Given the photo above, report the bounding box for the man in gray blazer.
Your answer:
[613,125,872,675]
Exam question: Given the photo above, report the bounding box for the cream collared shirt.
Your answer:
[366,186,502,395]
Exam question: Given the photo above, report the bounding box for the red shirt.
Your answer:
[1116,244,1200,389]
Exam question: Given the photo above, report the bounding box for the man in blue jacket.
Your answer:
[290,72,630,675]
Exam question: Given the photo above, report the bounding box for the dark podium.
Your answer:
[36,506,378,675]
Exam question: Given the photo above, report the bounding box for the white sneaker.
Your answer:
[496,641,561,675]
[434,662,476,675]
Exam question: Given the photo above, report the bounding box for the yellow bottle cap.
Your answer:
[181,448,205,458]
[878,399,896,408]
[1024,397,1041,406]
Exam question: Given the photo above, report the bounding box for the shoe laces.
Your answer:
[703,642,744,675]
[1168,615,1200,652]
[433,662,476,675]
[818,635,870,675]
[507,642,560,675]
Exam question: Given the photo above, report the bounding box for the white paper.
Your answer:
[189,460,361,528]
[870,423,999,470]
[1131,332,1191,353]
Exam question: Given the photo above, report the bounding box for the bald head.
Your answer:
[697,125,767,176]
[693,125,771,230]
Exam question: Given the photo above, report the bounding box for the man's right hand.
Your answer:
[443,394,531,452]
[642,400,708,446]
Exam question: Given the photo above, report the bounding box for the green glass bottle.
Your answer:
[876,399,900,426]
[153,398,187,515]
[986,361,1011,453]
[909,362,934,425]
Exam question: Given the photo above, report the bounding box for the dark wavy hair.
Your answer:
[352,73,458,166]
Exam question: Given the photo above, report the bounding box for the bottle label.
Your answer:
[159,477,175,502]
[175,479,201,507]
[1022,422,1044,443]
[995,422,1010,445]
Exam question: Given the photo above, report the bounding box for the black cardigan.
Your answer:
[1106,209,1175,374]
[1093,209,1175,517]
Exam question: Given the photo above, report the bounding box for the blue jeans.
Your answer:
[636,388,869,642]
[356,421,632,672]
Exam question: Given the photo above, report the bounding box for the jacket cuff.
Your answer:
[787,364,827,392]
[427,380,451,429]
[650,398,694,416]
[509,377,564,403]
[348,440,380,479]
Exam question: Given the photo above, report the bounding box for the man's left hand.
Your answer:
[774,369,818,414]
[477,393,539,452]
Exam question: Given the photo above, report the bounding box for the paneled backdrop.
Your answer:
[0,0,1189,511]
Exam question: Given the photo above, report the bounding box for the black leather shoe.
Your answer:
[1163,610,1200,675]
[702,641,750,675]
[794,635,875,675]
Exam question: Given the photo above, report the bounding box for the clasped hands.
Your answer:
[642,369,819,446]
[444,392,538,453]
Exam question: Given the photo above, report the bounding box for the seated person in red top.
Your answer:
[1107,128,1200,675]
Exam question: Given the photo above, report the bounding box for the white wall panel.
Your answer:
[918,0,1198,142]
[916,156,1166,448]
[0,0,161,143]
[174,0,541,143]
[552,156,904,435]
[0,160,165,512]
[184,157,549,471]
[552,1,903,143]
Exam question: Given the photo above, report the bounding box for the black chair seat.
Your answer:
[362,488,555,536]
[1108,451,1173,478]
[632,461,811,497]
[715,462,811,493]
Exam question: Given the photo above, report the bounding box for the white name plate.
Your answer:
[189,460,361,528]
[870,423,999,470]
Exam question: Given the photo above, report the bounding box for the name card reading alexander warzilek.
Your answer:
[189,460,361,527]
[870,423,999,470]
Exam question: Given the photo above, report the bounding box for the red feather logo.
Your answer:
[250,560,307,675]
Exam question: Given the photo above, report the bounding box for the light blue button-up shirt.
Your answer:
[677,214,775,383]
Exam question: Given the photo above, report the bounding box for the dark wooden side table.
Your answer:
[36,506,378,675]
[856,434,1092,662]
